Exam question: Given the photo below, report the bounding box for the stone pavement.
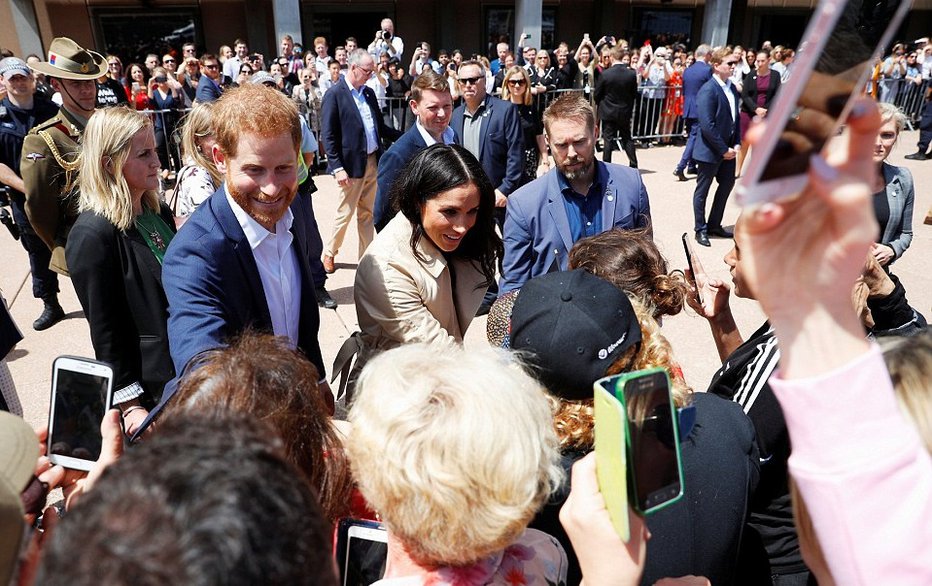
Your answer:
[4,134,930,429]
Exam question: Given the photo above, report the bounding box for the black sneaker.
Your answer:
[315,286,338,310]
[33,300,65,331]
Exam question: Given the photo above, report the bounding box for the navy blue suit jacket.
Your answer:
[195,75,222,103]
[321,79,401,178]
[450,96,524,196]
[501,162,651,293]
[161,186,326,380]
[373,124,427,231]
[681,61,712,120]
[694,78,741,164]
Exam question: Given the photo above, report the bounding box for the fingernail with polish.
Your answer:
[809,154,838,182]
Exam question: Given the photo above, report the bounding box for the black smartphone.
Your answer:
[737,0,911,205]
[47,356,114,471]
[681,232,704,305]
[618,368,683,514]
[335,518,388,586]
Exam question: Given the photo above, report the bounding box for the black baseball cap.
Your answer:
[510,269,642,400]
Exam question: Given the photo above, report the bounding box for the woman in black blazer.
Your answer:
[66,107,176,434]
[737,49,782,176]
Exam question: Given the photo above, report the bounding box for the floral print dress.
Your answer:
[371,529,567,586]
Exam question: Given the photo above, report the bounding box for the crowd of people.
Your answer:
[0,20,930,586]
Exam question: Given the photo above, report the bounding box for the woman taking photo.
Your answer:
[123,62,150,110]
[66,107,175,434]
[350,144,501,378]
[501,66,549,185]
[870,102,914,266]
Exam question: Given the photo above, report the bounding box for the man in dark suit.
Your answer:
[159,84,330,413]
[691,48,741,247]
[450,59,523,313]
[374,71,455,231]
[320,49,401,273]
[501,94,651,293]
[594,44,639,168]
[450,60,523,214]
[194,53,223,103]
[674,44,713,180]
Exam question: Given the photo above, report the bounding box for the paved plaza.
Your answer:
[4,135,930,429]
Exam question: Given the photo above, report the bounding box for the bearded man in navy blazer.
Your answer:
[160,84,331,411]
[674,44,712,180]
[691,47,741,247]
[501,94,651,293]
[320,49,401,273]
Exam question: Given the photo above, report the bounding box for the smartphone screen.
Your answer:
[337,521,387,586]
[737,0,910,205]
[48,357,113,470]
[621,369,683,513]
[681,233,704,305]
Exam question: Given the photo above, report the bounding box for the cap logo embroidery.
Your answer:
[598,332,627,360]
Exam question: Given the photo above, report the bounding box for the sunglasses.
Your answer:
[507,79,526,86]
[458,76,482,85]
[164,59,175,64]
[204,64,219,69]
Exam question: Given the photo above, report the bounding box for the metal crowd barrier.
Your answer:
[874,78,929,129]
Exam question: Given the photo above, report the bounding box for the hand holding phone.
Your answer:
[559,453,648,585]
[737,0,910,206]
[336,519,388,586]
[46,356,114,472]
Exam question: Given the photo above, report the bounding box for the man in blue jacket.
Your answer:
[691,48,741,247]
[674,44,712,181]
[374,71,455,231]
[501,94,651,293]
[194,54,223,103]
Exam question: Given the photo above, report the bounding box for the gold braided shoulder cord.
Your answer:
[37,128,80,192]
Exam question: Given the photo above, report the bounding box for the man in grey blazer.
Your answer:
[501,94,651,293]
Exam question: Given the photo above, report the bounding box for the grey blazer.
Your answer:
[880,162,915,261]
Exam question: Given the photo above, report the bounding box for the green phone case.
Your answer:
[596,367,685,517]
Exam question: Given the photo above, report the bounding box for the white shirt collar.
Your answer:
[415,120,456,146]
[225,187,295,249]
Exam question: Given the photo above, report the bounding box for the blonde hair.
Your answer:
[881,332,932,453]
[501,65,533,106]
[877,101,908,136]
[552,295,692,450]
[347,344,562,567]
[179,102,222,187]
[77,107,159,231]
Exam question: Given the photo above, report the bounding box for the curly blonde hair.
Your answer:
[552,295,692,450]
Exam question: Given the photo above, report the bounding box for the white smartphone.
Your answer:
[736,0,911,206]
[337,519,388,586]
[46,356,114,471]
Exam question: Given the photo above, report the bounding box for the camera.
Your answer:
[0,186,20,241]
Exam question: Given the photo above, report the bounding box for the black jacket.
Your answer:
[740,70,781,115]
[594,64,639,121]
[66,204,176,405]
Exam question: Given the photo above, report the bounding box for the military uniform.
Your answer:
[0,94,60,298]
[20,106,86,275]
